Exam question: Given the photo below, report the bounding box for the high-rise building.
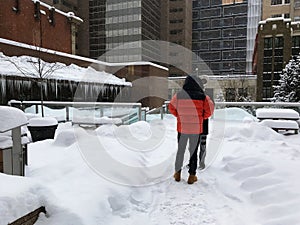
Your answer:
[262,0,300,21]
[42,0,78,12]
[192,0,261,76]
[255,0,300,101]
[43,0,192,75]
[80,0,160,62]
[166,0,193,77]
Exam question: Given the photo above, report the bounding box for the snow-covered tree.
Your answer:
[273,55,300,102]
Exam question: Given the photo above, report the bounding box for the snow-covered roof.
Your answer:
[0,52,132,86]
[0,106,28,133]
[32,0,83,23]
[0,38,168,71]
[259,17,291,25]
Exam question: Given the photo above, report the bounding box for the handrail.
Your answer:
[163,101,300,117]
[8,100,143,123]
[164,101,300,108]
[8,100,142,107]
[214,102,300,107]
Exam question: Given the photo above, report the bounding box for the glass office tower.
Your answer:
[89,0,160,62]
[192,0,254,75]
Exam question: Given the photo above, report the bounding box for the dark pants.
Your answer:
[199,135,207,165]
[175,133,201,175]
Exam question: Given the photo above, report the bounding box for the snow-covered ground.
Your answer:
[1,108,300,225]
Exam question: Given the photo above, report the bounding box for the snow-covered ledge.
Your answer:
[0,106,28,176]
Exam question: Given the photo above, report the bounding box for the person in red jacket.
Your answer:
[168,75,214,184]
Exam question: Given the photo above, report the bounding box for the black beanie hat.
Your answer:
[183,75,204,91]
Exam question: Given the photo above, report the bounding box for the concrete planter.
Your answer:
[28,117,58,142]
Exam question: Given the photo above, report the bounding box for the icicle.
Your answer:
[43,81,48,98]
[85,84,88,100]
[69,80,72,92]
[99,84,103,96]
[7,79,13,96]
[1,75,6,102]
[55,80,58,99]
[114,86,118,97]
[17,80,22,95]
[24,80,31,90]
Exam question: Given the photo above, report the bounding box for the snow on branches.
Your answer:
[273,55,300,102]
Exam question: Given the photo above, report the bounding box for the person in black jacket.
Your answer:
[199,119,208,169]
[199,78,211,170]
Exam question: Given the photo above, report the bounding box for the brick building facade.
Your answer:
[255,18,300,101]
[0,0,82,54]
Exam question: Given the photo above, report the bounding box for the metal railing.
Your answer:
[161,101,300,118]
[8,100,300,123]
[8,100,143,124]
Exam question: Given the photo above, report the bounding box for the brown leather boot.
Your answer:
[187,175,197,184]
[173,172,181,182]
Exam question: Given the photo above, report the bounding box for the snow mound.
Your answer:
[225,122,283,141]
[0,173,46,224]
[222,150,300,225]
[54,129,77,147]
[95,124,118,137]
[214,107,258,122]
[128,121,152,141]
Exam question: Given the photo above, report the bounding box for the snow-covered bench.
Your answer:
[256,108,300,134]
[260,119,299,134]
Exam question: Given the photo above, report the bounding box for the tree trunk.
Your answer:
[40,80,44,117]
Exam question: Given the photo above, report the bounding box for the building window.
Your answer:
[292,36,300,55]
[170,29,183,35]
[169,8,183,13]
[274,36,283,48]
[284,0,290,4]
[264,38,273,49]
[263,87,272,99]
[222,0,244,4]
[271,0,282,5]
[271,14,282,18]
[263,72,272,81]
[170,19,183,24]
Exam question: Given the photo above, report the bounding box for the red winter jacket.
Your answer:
[168,76,214,134]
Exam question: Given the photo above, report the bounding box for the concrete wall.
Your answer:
[115,65,169,108]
